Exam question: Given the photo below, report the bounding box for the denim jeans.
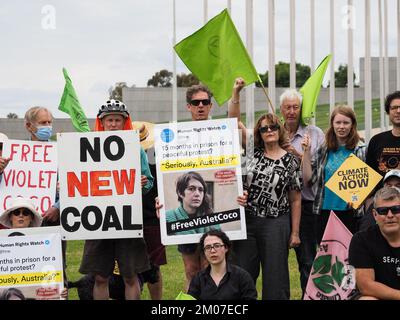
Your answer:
[294,200,318,297]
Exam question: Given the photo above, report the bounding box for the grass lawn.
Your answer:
[66,240,301,300]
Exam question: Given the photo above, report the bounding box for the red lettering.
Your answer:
[9,144,19,161]
[67,172,89,197]
[2,170,12,186]
[27,171,37,188]
[21,144,30,162]
[16,171,26,187]
[32,145,43,162]
[91,171,112,196]
[113,169,136,195]
[43,145,53,162]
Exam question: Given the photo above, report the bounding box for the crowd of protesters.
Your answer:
[1,80,400,301]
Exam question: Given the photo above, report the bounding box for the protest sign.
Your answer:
[0,226,63,300]
[304,211,357,300]
[57,130,143,240]
[155,118,246,245]
[325,154,382,209]
[0,139,57,215]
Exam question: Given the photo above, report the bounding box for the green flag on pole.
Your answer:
[299,54,332,126]
[59,68,90,132]
[174,9,259,106]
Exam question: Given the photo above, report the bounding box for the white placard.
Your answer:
[0,139,58,216]
[155,118,246,245]
[58,130,143,240]
[0,227,63,300]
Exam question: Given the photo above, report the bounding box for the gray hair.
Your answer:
[24,106,53,125]
[279,89,303,107]
[373,186,400,208]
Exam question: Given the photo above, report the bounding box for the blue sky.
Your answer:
[0,0,398,118]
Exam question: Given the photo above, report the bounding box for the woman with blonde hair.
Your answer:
[303,105,366,242]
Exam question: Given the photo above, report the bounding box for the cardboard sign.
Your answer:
[0,226,63,300]
[0,140,58,215]
[155,118,246,245]
[325,154,383,209]
[57,130,143,240]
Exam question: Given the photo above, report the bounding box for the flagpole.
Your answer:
[257,79,275,114]
[172,0,178,122]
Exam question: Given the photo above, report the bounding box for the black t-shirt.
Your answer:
[366,130,400,178]
[188,263,257,300]
[349,224,400,290]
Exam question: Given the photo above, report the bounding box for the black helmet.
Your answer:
[97,99,129,119]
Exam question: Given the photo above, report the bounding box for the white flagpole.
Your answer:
[172,0,177,122]
[268,0,276,108]
[379,0,385,130]
[330,0,335,113]
[290,0,296,89]
[347,0,354,110]
[364,0,372,143]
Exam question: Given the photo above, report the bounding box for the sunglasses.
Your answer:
[10,209,32,217]
[190,99,211,106]
[375,205,400,216]
[259,124,280,133]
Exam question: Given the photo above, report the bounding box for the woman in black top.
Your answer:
[188,230,257,300]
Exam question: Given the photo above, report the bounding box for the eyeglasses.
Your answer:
[389,105,400,111]
[10,209,32,217]
[190,99,211,106]
[186,186,204,193]
[259,124,280,133]
[203,243,225,252]
[375,205,400,216]
[283,104,300,111]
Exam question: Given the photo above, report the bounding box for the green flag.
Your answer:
[174,9,259,106]
[59,68,90,132]
[175,291,196,300]
[299,54,332,126]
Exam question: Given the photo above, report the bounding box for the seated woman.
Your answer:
[188,230,257,300]
[0,197,42,228]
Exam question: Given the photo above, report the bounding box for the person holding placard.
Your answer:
[228,81,302,300]
[0,197,68,299]
[302,105,366,243]
[79,99,153,300]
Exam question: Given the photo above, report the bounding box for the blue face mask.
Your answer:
[34,126,53,141]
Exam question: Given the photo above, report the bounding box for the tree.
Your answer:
[7,113,18,119]
[147,69,172,87]
[109,82,130,101]
[335,64,356,87]
[255,62,310,88]
[177,73,199,87]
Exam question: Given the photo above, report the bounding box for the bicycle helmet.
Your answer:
[97,99,129,119]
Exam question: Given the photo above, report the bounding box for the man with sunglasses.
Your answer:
[185,84,213,121]
[349,186,400,299]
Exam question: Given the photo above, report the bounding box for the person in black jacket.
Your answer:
[188,230,257,300]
